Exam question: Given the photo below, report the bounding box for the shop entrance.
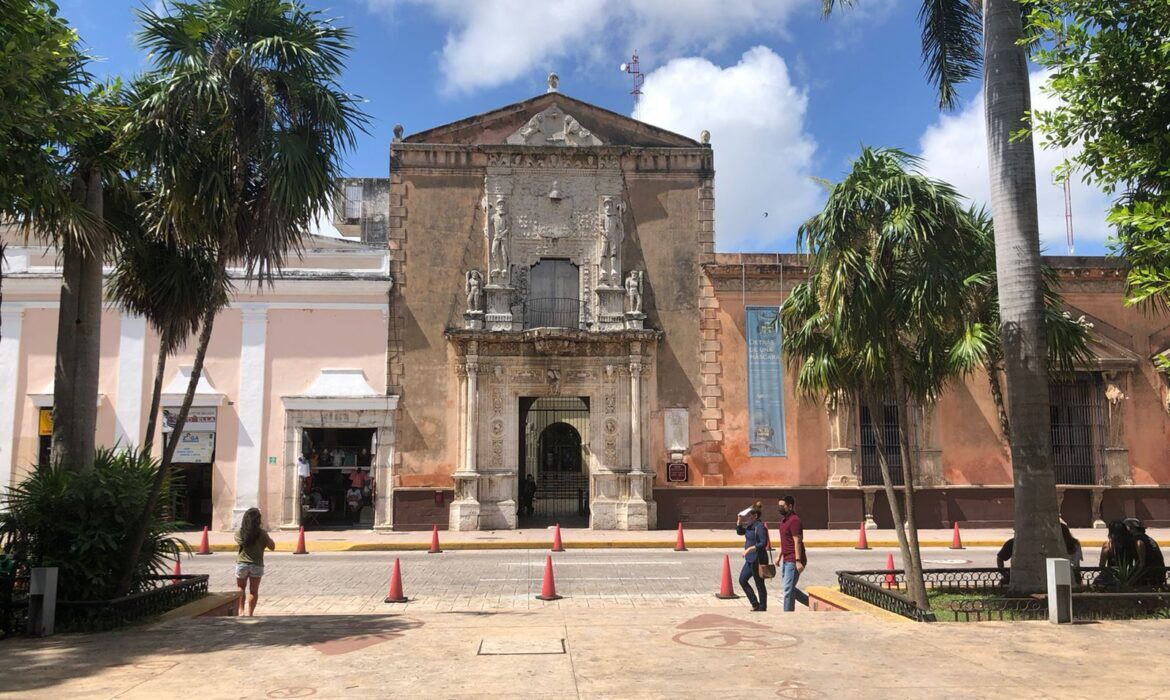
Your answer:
[518,397,589,527]
[300,427,376,529]
[171,464,213,529]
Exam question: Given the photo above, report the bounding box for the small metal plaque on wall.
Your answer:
[666,462,688,483]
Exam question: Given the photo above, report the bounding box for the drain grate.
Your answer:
[477,638,566,655]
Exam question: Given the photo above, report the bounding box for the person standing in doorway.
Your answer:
[776,495,808,611]
[235,508,276,617]
[735,502,768,612]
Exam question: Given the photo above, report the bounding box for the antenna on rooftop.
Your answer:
[619,50,644,105]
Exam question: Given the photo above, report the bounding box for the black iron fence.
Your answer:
[1,573,209,636]
[514,298,582,330]
[837,567,1170,622]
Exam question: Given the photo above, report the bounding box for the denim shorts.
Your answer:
[235,563,265,579]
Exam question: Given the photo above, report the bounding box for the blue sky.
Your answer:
[59,0,1113,254]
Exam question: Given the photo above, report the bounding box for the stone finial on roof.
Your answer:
[393,124,404,142]
[700,129,711,145]
[547,72,560,93]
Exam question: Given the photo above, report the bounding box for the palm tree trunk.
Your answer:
[986,365,1012,442]
[115,280,220,596]
[142,343,168,456]
[890,359,928,610]
[51,169,104,471]
[864,389,929,609]
[984,0,1065,593]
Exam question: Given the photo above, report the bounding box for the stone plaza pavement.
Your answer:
[3,606,1169,699]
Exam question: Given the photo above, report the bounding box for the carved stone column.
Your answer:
[621,354,653,530]
[914,400,944,487]
[1102,372,1133,487]
[825,393,859,488]
[450,352,482,531]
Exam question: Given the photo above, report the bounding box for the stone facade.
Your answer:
[387,86,709,530]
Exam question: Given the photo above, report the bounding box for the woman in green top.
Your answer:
[235,508,276,616]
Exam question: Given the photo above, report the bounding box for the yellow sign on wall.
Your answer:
[39,409,52,437]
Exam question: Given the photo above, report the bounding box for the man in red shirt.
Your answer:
[777,495,808,611]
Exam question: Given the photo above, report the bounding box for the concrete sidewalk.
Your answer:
[179,526,1145,553]
[3,607,1167,699]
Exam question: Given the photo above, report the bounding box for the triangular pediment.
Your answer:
[1063,303,1143,369]
[403,92,701,148]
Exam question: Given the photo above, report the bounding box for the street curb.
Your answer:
[805,586,911,623]
[186,538,1105,553]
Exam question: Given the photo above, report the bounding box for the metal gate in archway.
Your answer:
[519,396,590,525]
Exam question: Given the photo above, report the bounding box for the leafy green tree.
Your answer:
[115,0,365,596]
[1,1,123,471]
[1027,1,1170,313]
[783,148,987,610]
[823,0,1066,592]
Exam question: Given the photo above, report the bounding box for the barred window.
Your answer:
[1050,373,1105,485]
[859,398,905,486]
[343,184,363,220]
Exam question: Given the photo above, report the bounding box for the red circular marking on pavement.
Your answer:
[672,628,799,651]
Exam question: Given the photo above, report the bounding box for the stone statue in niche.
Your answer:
[465,270,483,313]
[487,196,510,281]
[600,196,624,284]
[626,270,643,314]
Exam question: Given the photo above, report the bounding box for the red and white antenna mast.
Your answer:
[620,50,643,105]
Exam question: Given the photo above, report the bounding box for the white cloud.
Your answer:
[919,70,1115,252]
[633,47,820,252]
[368,0,806,94]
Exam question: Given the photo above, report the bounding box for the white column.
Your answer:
[0,307,26,500]
[114,313,147,448]
[629,358,642,472]
[234,305,269,526]
[465,355,479,472]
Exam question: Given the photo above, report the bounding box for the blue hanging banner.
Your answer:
[746,306,787,456]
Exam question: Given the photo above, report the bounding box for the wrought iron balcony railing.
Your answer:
[513,297,582,330]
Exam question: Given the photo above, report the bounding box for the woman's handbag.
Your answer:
[757,548,777,579]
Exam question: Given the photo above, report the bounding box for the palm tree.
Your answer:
[113,0,364,596]
[823,0,1066,592]
[783,147,987,610]
[43,85,129,472]
[108,222,230,455]
[951,209,1094,442]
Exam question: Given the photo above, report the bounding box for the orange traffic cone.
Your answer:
[171,558,182,585]
[855,523,870,550]
[294,526,308,555]
[552,524,565,552]
[715,554,739,599]
[674,522,687,552]
[384,558,408,603]
[536,555,562,601]
[950,522,964,550]
[428,525,442,554]
[884,553,896,589]
[196,526,212,555]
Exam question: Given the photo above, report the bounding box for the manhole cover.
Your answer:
[478,638,566,655]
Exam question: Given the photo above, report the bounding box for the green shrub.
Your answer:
[0,448,188,601]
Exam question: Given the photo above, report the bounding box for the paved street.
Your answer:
[180,547,1001,613]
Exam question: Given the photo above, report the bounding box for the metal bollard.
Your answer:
[27,567,58,636]
[1046,558,1073,624]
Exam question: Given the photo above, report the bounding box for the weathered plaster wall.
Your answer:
[392,170,483,486]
